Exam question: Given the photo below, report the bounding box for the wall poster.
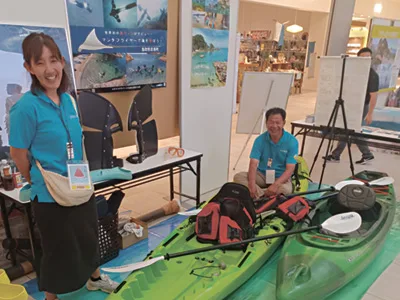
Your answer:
[66,0,168,92]
[369,24,400,92]
[191,0,230,88]
[0,24,74,153]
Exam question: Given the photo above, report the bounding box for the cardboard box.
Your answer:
[118,218,148,249]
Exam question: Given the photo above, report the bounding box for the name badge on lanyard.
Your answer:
[266,158,275,184]
[266,170,275,184]
[61,110,91,191]
[66,142,91,191]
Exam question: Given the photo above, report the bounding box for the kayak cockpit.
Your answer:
[313,199,384,237]
[301,191,388,248]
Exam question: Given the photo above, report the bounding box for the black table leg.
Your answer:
[291,124,295,135]
[25,203,37,261]
[196,158,201,207]
[0,196,17,266]
[300,129,307,156]
[169,168,174,200]
[25,202,40,278]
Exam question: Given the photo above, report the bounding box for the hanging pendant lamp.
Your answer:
[286,10,303,34]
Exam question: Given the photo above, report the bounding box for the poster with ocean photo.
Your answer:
[192,0,229,30]
[191,28,229,88]
[191,0,230,89]
[66,0,168,92]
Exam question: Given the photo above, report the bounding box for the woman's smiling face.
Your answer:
[25,45,65,93]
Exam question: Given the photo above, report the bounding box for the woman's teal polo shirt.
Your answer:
[9,91,83,203]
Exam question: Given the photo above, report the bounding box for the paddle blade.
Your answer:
[102,256,165,273]
[178,209,202,216]
[369,177,394,186]
[321,212,362,234]
[335,180,364,190]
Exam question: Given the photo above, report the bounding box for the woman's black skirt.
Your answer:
[32,195,100,294]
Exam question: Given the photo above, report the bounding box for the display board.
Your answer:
[368,24,400,93]
[314,56,371,132]
[0,24,75,152]
[236,72,293,134]
[65,0,168,93]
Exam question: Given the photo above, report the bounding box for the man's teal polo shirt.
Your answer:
[250,130,298,179]
[9,91,83,203]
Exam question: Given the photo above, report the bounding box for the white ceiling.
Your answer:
[242,0,400,19]
[241,0,332,12]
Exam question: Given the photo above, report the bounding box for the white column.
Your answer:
[180,1,239,199]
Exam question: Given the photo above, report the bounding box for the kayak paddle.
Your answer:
[178,209,202,216]
[334,176,394,190]
[102,211,362,273]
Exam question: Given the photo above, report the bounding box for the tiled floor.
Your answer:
[12,90,400,299]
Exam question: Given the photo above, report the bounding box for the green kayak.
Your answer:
[106,167,309,299]
[108,210,288,300]
[276,170,396,300]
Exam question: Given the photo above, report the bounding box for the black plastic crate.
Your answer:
[98,213,120,265]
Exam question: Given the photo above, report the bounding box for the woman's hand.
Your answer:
[10,147,31,184]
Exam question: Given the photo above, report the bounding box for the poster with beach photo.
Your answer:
[191,0,230,88]
[369,25,400,92]
[191,28,229,88]
[192,0,229,30]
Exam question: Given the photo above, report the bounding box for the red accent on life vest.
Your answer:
[195,196,255,246]
[195,202,220,242]
[277,196,310,222]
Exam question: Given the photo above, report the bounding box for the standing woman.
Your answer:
[9,33,118,300]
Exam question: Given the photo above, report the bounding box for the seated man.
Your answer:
[234,107,298,198]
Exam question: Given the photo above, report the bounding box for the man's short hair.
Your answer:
[265,107,286,121]
[357,47,372,56]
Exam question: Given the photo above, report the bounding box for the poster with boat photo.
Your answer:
[0,24,74,155]
[66,0,168,92]
[191,0,230,89]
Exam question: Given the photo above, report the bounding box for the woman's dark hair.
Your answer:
[22,32,70,95]
[265,107,286,121]
[357,47,373,56]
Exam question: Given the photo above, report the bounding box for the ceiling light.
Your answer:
[286,24,304,33]
[374,3,383,13]
[286,10,303,34]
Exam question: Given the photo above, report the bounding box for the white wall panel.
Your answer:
[0,0,68,28]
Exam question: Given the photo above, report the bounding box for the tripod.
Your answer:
[310,55,355,188]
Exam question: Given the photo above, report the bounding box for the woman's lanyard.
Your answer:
[58,107,74,161]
